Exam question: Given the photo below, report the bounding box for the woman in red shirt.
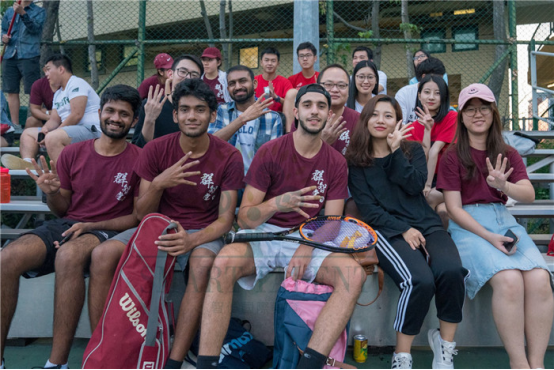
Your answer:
[410,75,457,227]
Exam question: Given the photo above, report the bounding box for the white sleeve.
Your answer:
[67,78,91,100]
[395,87,410,125]
[378,70,387,95]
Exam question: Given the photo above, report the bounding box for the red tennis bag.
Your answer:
[83,213,178,369]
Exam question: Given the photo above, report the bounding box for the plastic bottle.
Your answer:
[0,167,11,203]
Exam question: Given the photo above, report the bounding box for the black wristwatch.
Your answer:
[274,95,281,103]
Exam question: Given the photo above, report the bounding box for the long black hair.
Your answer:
[416,74,450,123]
[346,60,379,110]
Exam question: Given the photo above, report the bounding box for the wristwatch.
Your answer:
[274,95,281,103]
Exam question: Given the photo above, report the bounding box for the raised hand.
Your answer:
[415,105,434,131]
[321,110,347,145]
[486,154,514,192]
[241,96,274,123]
[26,156,61,195]
[151,152,201,190]
[144,85,168,121]
[387,120,414,152]
[268,81,277,100]
[274,186,322,219]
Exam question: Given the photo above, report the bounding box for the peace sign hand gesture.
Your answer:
[26,156,61,195]
[387,120,414,153]
[415,105,434,131]
[486,154,514,192]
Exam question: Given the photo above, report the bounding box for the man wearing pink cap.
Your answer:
[137,53,174,100]
[201,47,231,105]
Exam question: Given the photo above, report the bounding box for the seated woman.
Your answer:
[346,60,379,113]
[438,83,554,369]
[346,95,468,369]
[408,75,457,227]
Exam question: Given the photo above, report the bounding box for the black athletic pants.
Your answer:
[375,229,469,335]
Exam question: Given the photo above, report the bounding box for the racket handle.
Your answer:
[225,232,276,244]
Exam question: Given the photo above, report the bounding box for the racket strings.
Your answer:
[301,220,374,250]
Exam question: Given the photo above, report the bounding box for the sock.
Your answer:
[23,158,33,163]
[196,355,219,369]
[164,358,183,369]
[296,347,327,369]
[44,360,68,369]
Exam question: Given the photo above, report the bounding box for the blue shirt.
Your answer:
[208,100,283,174]
[1,2,46,60]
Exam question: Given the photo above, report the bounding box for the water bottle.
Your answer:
[0,167,11,203]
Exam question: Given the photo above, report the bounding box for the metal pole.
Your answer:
[137,0,147,88]
[479,48,511,84]
[508,0,519,130]
[96,47,139,94]
[530,39,538,130]
[293,0,319,74]
[326,0,334,65]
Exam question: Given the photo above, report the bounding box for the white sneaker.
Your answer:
[428,328,457,369]
[391,352,413,369]
[1,154,33,170]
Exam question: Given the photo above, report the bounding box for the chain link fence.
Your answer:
[2,0,554,129]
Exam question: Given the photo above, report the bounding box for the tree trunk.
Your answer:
[371,0,381,69]
[199,0,214,47]
[400,0,414,80]
[219,0,229,70]
[488,1,508,104]
[87,0,98,90]
[40,0,60,67]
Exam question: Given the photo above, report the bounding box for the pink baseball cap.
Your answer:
[201,47,222,60]
[153,53,173,69]
[458,83,496,111]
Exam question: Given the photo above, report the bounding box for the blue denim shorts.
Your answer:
[448,203,553,299]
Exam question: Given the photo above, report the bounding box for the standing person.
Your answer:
[26,75,57,128]
[0,85,143,370]
[197,84,365,369]
[438,84,554,369]
[201,47,231,105]
[137,53,174,100]
[409,50,448,86]
[407,75,457,226]
[395,57,446,125]
[88,79,244,370]
[254,47,293,113]
[1,0,45,128]
[1,54,101,170]
[351,46,387,94]
[208,65,282,175]
[288,42,319,89]
[132,54,203,147]
[347,95,468,369]
[346,60,379,113]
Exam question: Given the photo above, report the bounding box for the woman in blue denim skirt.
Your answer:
[437,83,553,369]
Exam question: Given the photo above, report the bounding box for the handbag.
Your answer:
[352,248,384,306]
[547,234,554,257]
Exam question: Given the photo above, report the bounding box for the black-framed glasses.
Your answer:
[355,74,376,82]
[463,106,492,117]
[174,68,200,79]
[298,53,314,59]
[413,55,427,61]
[320,82,348,91]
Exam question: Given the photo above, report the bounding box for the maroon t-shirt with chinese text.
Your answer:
[57,140,141,222]
[135,133,244,229]
[254,75,293,112]
[29,76,54,111]
[138,75,162,100]
[291,106,359,156]
[202,75,226,105]
[245,134,348,228]
[436,145,528,205]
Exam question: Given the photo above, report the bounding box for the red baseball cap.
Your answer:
[458,83,496,111]
[201,47,222,60]
[153,53,173,69]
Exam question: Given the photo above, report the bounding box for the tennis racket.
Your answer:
[225,215,378,254]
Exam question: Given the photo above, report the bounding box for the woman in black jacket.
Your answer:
[345,95,468,369]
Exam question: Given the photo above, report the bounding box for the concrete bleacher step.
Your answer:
[0,200,50,213]
[0,229,33,240]
[508,203,554,217]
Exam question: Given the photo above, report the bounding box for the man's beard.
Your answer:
[232,87,255,104]
[100,120,130,139]
[298,117,325,136]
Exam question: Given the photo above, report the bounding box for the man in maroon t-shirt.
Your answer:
[137,53,174,100]
[196,84,366,370]
[26,75,57,128]
[89,79,244,369]
[0,85,143,368]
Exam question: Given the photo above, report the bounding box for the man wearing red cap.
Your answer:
[137,53,174,100]
[201,47,231,105]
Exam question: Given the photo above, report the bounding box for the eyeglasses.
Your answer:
[463,105,492,117]
[298,53,314,59]
[175,68,200,79]
[320,82,348,91]
[413,55,427,61]
[355,74,376,82]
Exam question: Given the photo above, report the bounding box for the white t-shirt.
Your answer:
[235,112,257,174]
[53,75,101,128]
[377,70,387,95]
[395,83,419,125]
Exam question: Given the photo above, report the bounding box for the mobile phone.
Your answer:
[37,132,45,142]
[503,229,519,252]
[264,86,270,97]
[58,232,74,246]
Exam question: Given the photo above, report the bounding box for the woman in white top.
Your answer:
[347,60,379,113]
